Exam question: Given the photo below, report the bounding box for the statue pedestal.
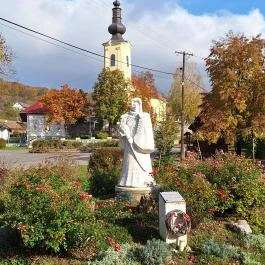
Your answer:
[115,185,158,205]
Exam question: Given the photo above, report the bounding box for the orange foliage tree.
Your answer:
[131,71,160,124]
[40,84,88,135]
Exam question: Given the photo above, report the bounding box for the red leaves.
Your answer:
[35,185,46,192]
[107,237,121,252]
[78,192,92,201]
[40,84,87,126]
[17,224,27,233]
[218,189,228,201]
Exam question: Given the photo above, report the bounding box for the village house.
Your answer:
[12,102,29,111]
[0,119,26,142]
[20,102,65,145]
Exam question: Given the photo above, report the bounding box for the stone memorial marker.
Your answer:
[159,192,189,251]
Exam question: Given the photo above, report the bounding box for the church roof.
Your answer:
[108,0,126,41]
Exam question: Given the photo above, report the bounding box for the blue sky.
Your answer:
[1,0,265,94]
[178,0,265,15]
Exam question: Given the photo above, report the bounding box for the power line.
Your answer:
[0,17,176,76]
[0,21,176,82]
[0,22,104,64]
[185,76,207,92]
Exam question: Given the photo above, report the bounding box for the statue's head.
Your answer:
[131,98,142,113]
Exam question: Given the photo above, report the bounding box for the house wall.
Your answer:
[0,129,10,141]
[150,98,167,123]
[13,103,24,111]
[27,114,65,143]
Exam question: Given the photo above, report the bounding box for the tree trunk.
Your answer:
[235,134,242,155]
[252,130,255,162]
[108,122,112,136]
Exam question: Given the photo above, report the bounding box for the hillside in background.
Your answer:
[0,79,49,120]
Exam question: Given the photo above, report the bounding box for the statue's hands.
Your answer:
[120,124,130,137]
[120,124,133,144]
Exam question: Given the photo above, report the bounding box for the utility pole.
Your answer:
[175,51,193,161]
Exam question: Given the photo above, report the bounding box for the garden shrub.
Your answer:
[96,132,109,139]
[89,167,121,197]
[247,207,265,234]
[155,152,265,223]
[136,238,172,265]
[89,148,122,197]
[0,138,6,149]
[80,140,119,152]
[89,239,172,265]
[31,139,82,152]
[92,222,134,251]
[1,160,94,253]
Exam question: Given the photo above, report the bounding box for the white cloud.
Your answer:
[0,0,265,94]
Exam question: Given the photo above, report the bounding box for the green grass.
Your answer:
[1,146,28,151]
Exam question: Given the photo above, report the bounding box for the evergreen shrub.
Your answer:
[31,139,82,152]
[96,132,109,139]
[89,148,122,197]
[136,238,172,265]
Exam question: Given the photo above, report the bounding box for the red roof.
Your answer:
[20,102,45,114]
[19,102,45,122]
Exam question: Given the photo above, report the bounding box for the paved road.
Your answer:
[0,150,91,168]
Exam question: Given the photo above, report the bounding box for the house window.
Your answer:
[110,54,115,66]
[126,56,129,67]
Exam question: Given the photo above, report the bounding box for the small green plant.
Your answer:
[88,244,140,265]
[96,132,109,139]
[136,238,172,265]
[0,138,6,149]
[243,234,265,251]
[200,238,240,259]
[0,258,31,265]
[241,252,262,265]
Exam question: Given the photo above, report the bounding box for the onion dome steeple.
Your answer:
[108,0,126,41]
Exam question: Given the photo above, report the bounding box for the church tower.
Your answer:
[103,0,132,80]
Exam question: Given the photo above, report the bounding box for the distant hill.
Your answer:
[0,79,49,120]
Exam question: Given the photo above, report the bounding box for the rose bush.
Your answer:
[1,161,94,253]
[154,152,265,224]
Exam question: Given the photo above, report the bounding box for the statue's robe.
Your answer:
[118,111,155,188]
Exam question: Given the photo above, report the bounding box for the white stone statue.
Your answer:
[118,98,155,188]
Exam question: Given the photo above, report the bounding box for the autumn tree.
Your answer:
[168,62,204,124]
[131,71,160,124]
[40,84,88,136]
[93,68,130,134]
[198,32,265,157]
[0,33,14,78]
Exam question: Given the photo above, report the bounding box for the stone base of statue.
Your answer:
[115,185,159,205]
